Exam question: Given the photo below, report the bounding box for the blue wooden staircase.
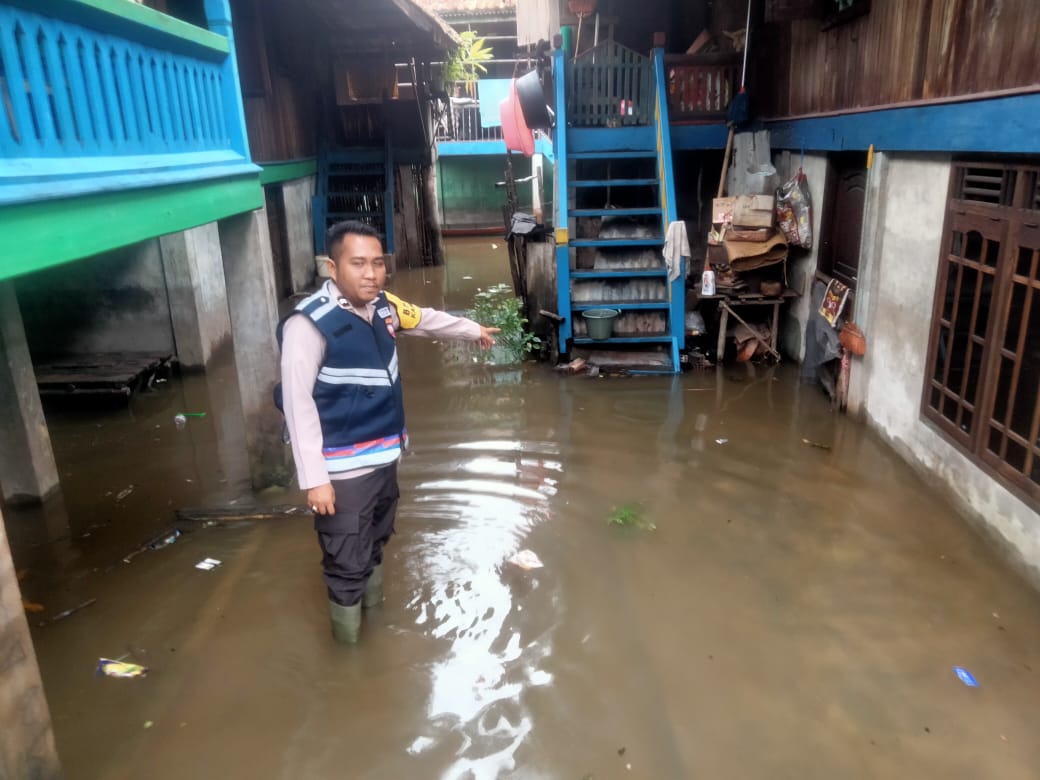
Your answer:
[313,141,396,256]
[552,43,685,374]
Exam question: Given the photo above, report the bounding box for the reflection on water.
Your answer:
[403,429,560,777]
[12,237,1040,780]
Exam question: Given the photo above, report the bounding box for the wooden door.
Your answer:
[819,152,868,289]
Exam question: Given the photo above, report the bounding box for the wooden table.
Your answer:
[703,290,799,362]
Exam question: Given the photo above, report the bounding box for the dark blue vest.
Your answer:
[277,283,405,473]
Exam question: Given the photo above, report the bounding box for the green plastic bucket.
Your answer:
[582,308,619,340]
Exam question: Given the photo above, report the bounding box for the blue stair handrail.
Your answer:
[0,0,256,205]
[552,45,572,344]
[652,46,685,360]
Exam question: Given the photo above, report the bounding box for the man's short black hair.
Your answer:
[326,220,384,260]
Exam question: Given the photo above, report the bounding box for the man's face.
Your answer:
[327,234,387,307]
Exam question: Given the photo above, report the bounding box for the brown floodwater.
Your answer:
[7,236,1040,779]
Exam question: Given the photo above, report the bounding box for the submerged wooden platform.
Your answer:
[35,353,173,397]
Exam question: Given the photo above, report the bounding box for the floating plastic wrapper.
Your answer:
[97,658,149,679]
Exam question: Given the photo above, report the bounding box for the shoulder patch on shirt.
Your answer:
[384,292,422,330]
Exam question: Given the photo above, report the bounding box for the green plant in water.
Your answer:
[467,283,541,365]
[443,30,495,97]
[607,503,655,531]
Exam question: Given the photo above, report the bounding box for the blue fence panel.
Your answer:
[0,0,255,205]
[0,6,230,158]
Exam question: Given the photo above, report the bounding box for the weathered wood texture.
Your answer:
[760,0,1040,117]
[233,0,319,161]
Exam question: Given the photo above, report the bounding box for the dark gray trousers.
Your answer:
[314,463,399,607]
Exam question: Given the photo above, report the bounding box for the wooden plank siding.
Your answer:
[760,0,1040,118]
[233,0,318,162]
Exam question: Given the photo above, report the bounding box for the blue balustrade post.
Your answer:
[552,46,572,345]
[203,0,250,160]
[652,47,684,354]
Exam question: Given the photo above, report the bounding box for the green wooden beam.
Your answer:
[258,159,318,186]
[0,176,263,281]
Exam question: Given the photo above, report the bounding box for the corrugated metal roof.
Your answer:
[420,0,516,18]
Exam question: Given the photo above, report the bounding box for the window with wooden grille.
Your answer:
[923,161,1040,504]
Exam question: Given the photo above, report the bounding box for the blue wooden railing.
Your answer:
[552,46,571,344]
[0,0,255,205]
[567,41,653,127]
[652,47,684,358]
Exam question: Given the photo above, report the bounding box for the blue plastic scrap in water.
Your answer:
[953,666,979,687]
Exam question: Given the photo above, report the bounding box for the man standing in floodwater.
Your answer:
[277,221,499,643]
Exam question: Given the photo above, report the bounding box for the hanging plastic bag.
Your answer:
[776,169,813,249]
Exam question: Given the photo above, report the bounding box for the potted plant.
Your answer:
[443,31,495,98]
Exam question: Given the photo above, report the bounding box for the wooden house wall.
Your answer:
[757,0,1040,118]
[232,0,320,162]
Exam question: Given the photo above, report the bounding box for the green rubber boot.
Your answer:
[363,563,383,608]
[328,600,362,644]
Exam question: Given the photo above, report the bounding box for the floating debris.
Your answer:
[97,658,148,679]
[557,357,587,374]
[123,528,182,563]
[953,666,979,687]
[507,549,544,570]
[715,438,729,445]
[174,412,206,428]
[37,598,97,627]
[115,485,135,502]
[149,530,181,550]
[608,504,656,531]
[195,558,222,571]
[801,438,832,450]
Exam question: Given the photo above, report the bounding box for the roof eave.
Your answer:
[390,0,463,50]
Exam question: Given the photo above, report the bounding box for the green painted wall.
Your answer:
[438,156,553,229]
[0,176,263,281]
[258,159,317,186]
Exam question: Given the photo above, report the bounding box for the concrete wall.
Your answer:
[160,223,231,369]
[0,508,62,778]
[772,151,828,362]
[437,155,553,229]
[16,239,174,357]
[281,175,316,292]
[851,154,1040,585]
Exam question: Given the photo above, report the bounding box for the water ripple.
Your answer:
[402,437,558,778]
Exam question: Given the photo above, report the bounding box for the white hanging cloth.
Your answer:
[516,0,561,47]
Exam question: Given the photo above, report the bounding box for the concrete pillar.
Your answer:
[159,223,233,370]
[217,207,290,487]
[423,95,446,267]
[0,283,59,504]
[0,507,63,779]
[846,151,890,417]
[282,176,317,293]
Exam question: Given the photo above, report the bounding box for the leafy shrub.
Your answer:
[468,283,541,364]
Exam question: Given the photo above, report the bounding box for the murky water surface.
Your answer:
[8,237,1040,779]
